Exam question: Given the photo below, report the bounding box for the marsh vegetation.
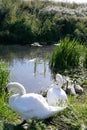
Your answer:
[50,37,87,72]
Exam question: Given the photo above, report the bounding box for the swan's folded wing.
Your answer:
[10,93,48,114]
[10,94,50,119]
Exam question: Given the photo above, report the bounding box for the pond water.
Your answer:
[0,45,55,93]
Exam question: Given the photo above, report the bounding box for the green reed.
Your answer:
[0,61,10,95]
[50,37,83,72]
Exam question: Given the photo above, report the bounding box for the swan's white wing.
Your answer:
[9,93,49,119]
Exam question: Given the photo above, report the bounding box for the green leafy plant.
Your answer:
[50,37,82,72]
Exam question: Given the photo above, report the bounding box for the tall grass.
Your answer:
[0,61,21,126]
[0,61,10,95]
[50,37,82,72]
[0,94,21,126]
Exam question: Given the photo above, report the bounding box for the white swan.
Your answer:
[47,74,68,107]
[5,82,66,125]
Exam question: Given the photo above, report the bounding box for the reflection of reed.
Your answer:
[44,61,46,77]
[0,45,54,79]
[34,58,47,77]
[34,59,37,77]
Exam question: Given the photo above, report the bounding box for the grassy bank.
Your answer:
[0,0,87,45]
[0,91,87,129]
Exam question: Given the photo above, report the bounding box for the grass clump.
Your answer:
[50,37,82,72]
[0,94,21,130]
[0,61,21,129]
[0,61,10,95]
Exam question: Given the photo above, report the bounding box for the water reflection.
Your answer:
[0,45,55,93]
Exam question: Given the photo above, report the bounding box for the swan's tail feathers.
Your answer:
[49,106,67,113]
[46,106,67,118]
[57,106,67,112]
[44,106,67,119]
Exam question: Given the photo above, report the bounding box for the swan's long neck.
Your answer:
[73,80,77,89]
[56,82,63,88]
[56,74,63,88]
[66,80,68,88]
[7,82,26,95]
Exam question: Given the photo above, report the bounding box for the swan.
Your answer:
[65,80,76,96]
[5,82,66,126]
[65,79,83,95]
[47,74,68,107]
[73,79,83,94]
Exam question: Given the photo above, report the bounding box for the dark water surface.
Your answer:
[0,45,55,93]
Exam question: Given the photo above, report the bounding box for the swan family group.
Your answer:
[5,74,83,125]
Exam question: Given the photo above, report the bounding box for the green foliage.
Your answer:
[0,0,87,44]
[0,61,10,94]
[74,21,87,44]
[0,94,20,125]
[50,37,82,72]
[68,94,87,125]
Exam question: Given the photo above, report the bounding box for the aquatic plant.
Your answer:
[50,37,82,72]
